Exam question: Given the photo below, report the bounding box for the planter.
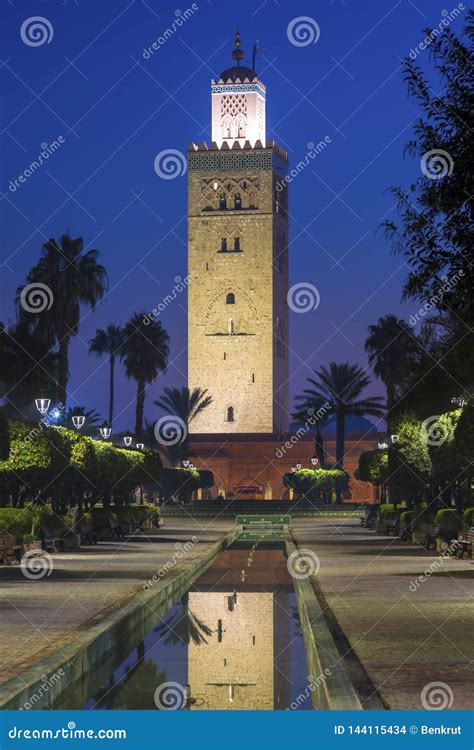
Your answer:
[22,541,42,553]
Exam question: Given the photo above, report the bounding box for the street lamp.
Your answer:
[378,442,388,450]
[182,460,190,468]
[296,463,302,470]
[99,422,111,439]
[451,396,466,407]
[123,432,133,447]
[391,434,399,444]
[310,457,318,466]
[72,415,86,429]
[35,397,50,416]
[136,442,144,450]
[291,466,296,473]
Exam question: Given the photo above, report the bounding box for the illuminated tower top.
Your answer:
[211,28,266,148]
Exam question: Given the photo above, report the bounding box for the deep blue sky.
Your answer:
[1,0,464,432]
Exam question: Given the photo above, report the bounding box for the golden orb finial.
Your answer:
[232,26,244,65]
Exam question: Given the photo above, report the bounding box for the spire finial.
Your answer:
[232,26,244,66]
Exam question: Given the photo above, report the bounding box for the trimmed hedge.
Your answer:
[435,509,466,533]
[400,511,413,524]
[463,507,474,527]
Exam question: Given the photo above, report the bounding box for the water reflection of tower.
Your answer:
[187,588,290,710]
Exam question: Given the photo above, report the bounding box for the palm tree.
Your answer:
[17,234,108,406]
[0,320,58,420]
[295,362,385,471]
[364,314,418,436]
[120,313,170,440]
[292,396,330,467]
[153,386,212,465]
[89,324,124,427]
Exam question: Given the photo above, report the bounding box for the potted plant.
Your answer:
[22,533,42,552]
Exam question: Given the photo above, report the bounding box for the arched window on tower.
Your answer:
[219,194,227,210]
[237,118,245,138]
[220,237,227,252]
[226,292,235,305]
[234,237,241,252]
[227,406,234,423]
[234,193,242,209]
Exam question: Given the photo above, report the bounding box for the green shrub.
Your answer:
[0,507,31,536]
[435,509,466,533]
[378,503,395,517]
[400,511,413,523]
[414,508,437,528]
[463,507,474,527]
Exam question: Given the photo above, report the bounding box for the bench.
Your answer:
[77,521,98,546]
[0,533,22,564]
[41,527,64,553]
[360,509,377,529]
[384,517,400,536]
[454,527,474,559]
[107,518,128,539]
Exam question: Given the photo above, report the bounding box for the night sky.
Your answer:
[1,0,463,432]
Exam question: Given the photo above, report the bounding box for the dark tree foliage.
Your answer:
[383,12,474,322]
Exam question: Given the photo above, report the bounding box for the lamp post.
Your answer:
[296,463,301,470]
[310,457,318,467]
[123,432,133,447]
[182,460,190,468]
[136,442,144,450]
[378,442,388,450]
[35,397,50,416]
[390,434,399,444]
[99,422,112,439]
[451,396,466,408]
[72,415,86,429]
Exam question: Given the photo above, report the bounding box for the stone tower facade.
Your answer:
[187,33,289,435]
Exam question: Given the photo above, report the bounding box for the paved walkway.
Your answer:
[293,518,474,710]
[0,519,232,686]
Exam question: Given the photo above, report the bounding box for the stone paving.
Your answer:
[292,518,474,710]
[0,515,472,711]
[0,519,232,686]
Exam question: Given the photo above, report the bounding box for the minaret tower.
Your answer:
[187,30,289,435]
